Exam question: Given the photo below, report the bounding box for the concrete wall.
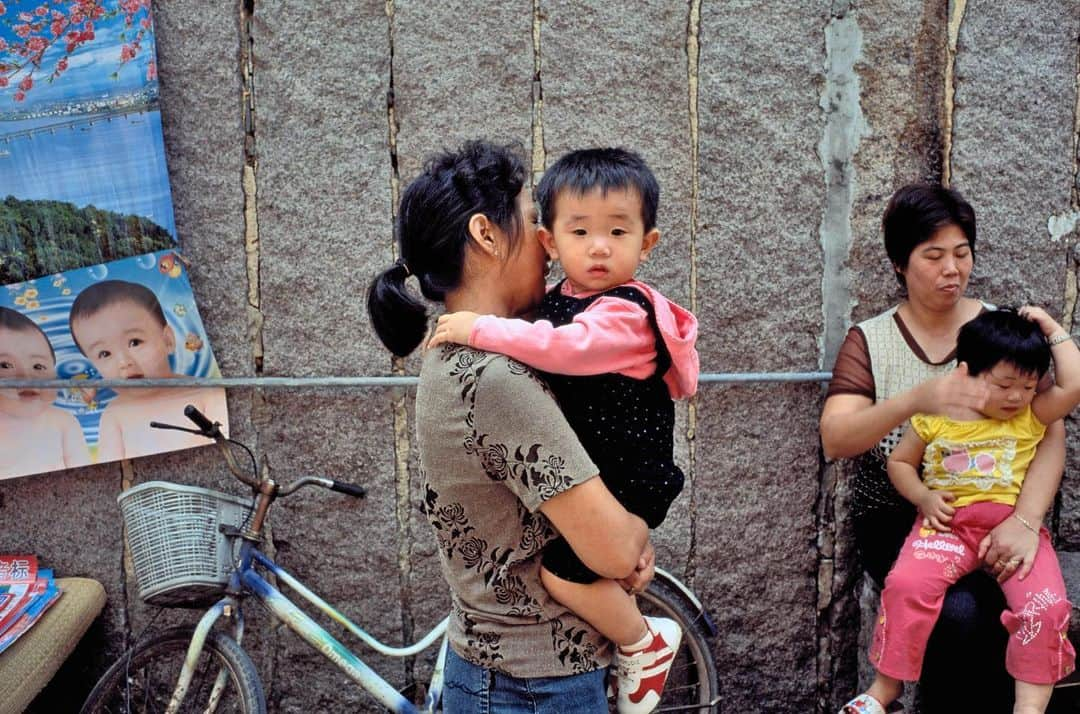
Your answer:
[2,2,1078,712]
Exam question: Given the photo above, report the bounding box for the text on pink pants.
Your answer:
[870,501,1075,685]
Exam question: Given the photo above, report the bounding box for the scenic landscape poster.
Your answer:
[0,1,228,479]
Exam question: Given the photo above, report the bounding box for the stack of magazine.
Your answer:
[0,555,62,655]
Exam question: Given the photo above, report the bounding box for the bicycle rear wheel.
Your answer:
[81,626,265,714]
[633,578,720,712]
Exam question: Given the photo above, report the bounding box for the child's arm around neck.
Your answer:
[1024,306,1080,425]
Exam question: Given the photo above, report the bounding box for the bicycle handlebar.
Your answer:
[329,480,367,498]
[278,476,367,498]
[184,404,222,438]
[149,405,366,501]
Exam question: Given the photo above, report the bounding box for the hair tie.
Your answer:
[395,257,411,277]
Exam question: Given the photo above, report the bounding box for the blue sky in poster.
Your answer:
[0,1,157,112]
[1,250,221,445]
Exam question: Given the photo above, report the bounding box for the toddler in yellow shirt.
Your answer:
[842,307,1079,714]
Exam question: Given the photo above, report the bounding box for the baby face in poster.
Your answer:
[0,307,91,475]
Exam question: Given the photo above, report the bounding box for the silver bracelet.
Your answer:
[1013,513,1040,534]
[1049,332,1072,346]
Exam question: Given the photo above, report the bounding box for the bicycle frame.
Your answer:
[168,539,449,714]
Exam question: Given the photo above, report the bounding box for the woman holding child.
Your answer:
[821,184,1069,713]
[367,141,672,713]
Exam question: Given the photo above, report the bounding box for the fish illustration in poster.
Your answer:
[1,252,228,479]
[0,2,228,479]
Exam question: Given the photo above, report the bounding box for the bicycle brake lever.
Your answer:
[149,421,204,435]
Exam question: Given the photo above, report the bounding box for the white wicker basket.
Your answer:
[118,481,251,607]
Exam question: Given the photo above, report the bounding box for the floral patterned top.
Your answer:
[415,345,611,677]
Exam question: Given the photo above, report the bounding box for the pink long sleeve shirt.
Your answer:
[468,280,699,400]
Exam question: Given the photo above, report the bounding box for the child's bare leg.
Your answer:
[541,566,647,646]
[865,674,902,708]
[843,673,902,712]
[1013,680,1052,714]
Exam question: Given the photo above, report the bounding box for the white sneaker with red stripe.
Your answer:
[611,615,683,714]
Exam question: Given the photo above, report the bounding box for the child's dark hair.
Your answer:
[535,147,659,231]
[883,183,976,286]
[956,308,1050,378]
[367,140,528,357]
[69,280,167,355]
[0,306,55,363]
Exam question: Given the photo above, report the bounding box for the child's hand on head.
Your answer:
[917,489,956,532]
[1018,305,1062,338]
[427,311,481,349]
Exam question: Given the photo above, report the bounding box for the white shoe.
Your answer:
[612,616,683,714]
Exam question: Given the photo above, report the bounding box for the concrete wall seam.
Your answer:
[684,0,702,586]
[382,0,420,691]
[941,0,969,187]
[531,0,546,182]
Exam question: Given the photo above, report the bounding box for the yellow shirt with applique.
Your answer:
[911,407,1047,508]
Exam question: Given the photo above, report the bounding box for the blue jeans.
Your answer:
[443,646,608,713]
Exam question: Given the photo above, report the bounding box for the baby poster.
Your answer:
[0,2,228,478]
[0,252,228,479]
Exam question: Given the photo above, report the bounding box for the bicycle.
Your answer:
[81,406,721,713]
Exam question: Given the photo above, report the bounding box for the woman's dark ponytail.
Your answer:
[367,140,526,358]
[367,261,427,357]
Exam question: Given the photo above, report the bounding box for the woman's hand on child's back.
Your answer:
[427,311,481,349]
[917,490,956,532]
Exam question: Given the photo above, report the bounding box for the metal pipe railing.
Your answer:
[0,371,832,389]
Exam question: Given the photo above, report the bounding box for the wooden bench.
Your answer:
[0,578,106,714]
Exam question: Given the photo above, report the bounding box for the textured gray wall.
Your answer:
[2,2,1078,712]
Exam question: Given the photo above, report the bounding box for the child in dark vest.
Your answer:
[428,148,698,713]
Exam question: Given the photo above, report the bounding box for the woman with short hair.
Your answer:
[821,184,1066,712]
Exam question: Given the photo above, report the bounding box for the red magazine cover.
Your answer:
[0,579,61,654]
[0,556,38,637]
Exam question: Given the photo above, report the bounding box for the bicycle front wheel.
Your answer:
[81,626,265,714]
[635,578,720,712]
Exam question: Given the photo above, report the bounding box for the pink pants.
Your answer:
[870,501,1075,685]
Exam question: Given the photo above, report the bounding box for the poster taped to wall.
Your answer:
[1,252,228,479]
[0,1,228,479]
